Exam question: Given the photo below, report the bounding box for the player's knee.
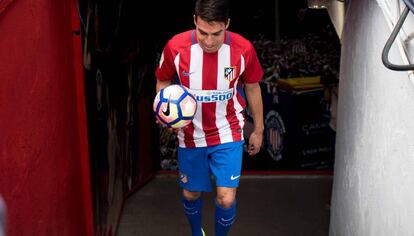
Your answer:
[183,189,201,201]
[216,193,236,209]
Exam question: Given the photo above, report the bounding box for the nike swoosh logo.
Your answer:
[182,71,194,76]
[162,97,171,116]
[183,203,195,210]
[221,216,236,222]
[230,175,240,180]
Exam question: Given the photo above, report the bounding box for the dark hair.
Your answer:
[195,0,230,23]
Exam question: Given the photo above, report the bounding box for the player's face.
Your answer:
[194,16,229,53]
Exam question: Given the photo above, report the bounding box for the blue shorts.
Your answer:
[177,141,244,192]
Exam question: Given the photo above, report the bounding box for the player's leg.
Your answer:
[208,141,243,236]
[215,187,237,236]
[182,189,204,236]
[178,146,211,236]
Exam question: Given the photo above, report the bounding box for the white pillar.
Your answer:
[330,0,414,235]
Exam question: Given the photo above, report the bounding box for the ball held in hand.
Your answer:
[153,84,197,128]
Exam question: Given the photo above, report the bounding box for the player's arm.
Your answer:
[155,79,176,132]
[156,79,172,94]
[245,82,264,156]
[155,79,185,133]
[156,41,175,94]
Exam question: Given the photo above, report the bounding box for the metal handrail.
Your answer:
[382,1,414,71]
[403,0,414,13]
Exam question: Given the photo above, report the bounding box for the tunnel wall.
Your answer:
[0,0,93,235]
[330,0,414,235]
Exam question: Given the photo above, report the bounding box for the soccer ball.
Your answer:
[153,84,197,128]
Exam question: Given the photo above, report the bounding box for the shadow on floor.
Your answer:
[117,174,333,236]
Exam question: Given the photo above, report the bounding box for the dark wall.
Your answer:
[80,0,167,234]
[279,1,335,38]
[230,0,276,40]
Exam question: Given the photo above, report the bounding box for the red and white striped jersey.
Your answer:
[156,30,263,148]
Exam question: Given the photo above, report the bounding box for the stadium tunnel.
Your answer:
[0,0,343,235]
[80,0,339,235]
[82,0,340,235]
[3,0,414,235]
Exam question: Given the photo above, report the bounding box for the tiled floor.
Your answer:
[117,174,333,236]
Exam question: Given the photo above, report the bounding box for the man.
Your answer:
[155,0,264,235]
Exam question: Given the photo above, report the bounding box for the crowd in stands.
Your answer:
[251,26,341,133]
[252,30,340,85]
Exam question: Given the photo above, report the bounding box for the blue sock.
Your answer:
[215,201,237,236]
[182,197,203,236]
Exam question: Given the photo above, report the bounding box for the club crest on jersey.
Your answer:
[180,172,188,184]
[224,66,237,82]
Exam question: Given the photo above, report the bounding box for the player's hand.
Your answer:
[248,130,263,156]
